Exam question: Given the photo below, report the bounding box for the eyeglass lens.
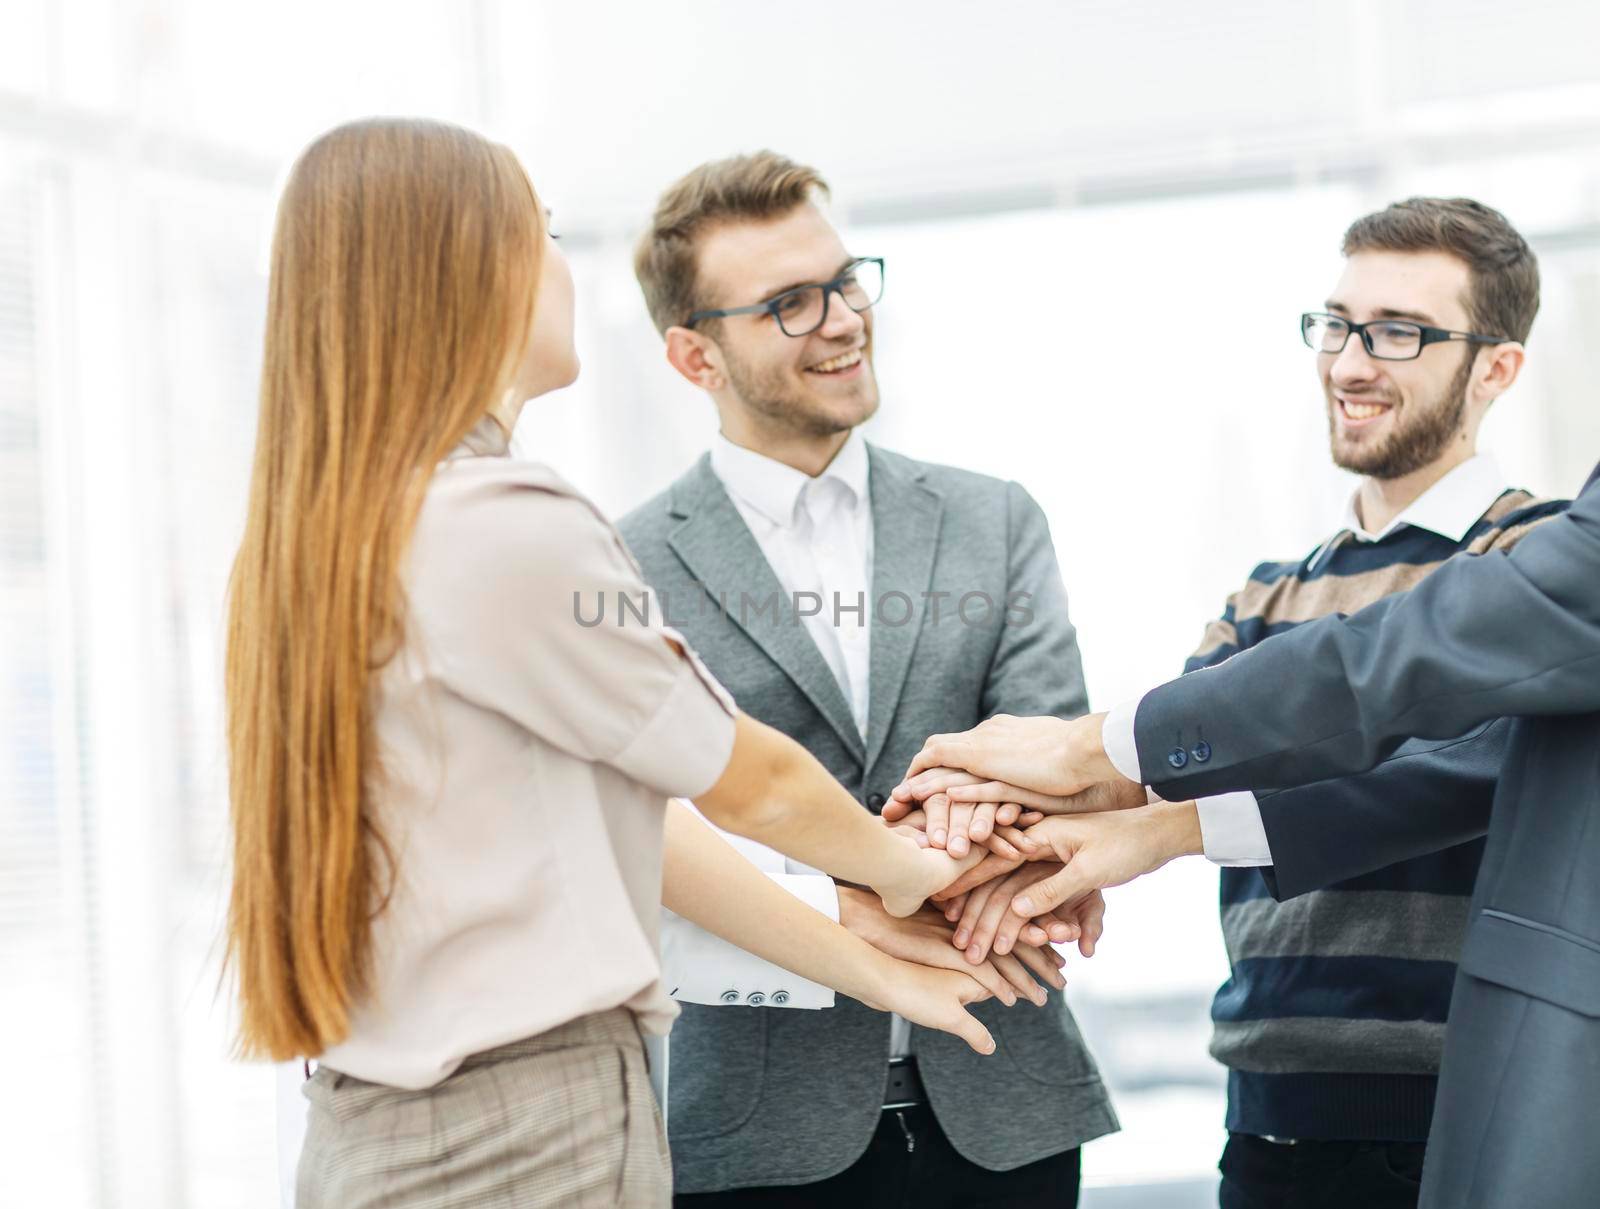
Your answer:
[1303,313,1424,360]
[773,260,884,336]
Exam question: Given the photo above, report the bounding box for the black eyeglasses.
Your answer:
[1301,312,1507,361]
[686,258,885,337]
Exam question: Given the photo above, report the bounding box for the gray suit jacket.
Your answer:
[1135,464,1600,1209]
[619,444,1117,1193]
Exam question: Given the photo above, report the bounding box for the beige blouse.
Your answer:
[316,418,737,1090]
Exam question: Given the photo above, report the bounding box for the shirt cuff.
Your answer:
[1101,696,1145,784]
[782,870,841,924]
[1195,792,1272,866]
[657,873,839,1010]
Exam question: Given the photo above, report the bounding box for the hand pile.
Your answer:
[861,713,1205,988]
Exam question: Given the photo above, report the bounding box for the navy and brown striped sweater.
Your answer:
[1189,487,1569,1142]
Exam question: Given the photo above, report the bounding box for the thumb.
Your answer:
[952,1004,996,1056]
[1012,862,1093,918]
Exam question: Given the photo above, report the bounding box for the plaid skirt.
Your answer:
[296,1008,670,1208]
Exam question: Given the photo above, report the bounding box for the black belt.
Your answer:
[882,1056,926,1110]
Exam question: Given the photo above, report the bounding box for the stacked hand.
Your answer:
[938,865,1105,963]
[867,713,1205,970]
[871,828,988,918]
[880,768,1048,858]
[837,887,1065,1008]
[901,713,1130,801]
[887,764,1149,857]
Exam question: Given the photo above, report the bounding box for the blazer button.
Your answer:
[772,990,790,1005]
[1167,747,1189,770]
[1191,741,1212,763]
[746,992,766,1006]
[719,990,739,1004]
[867,793,886,810]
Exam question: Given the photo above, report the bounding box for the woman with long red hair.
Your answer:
[225,118,1001,1208]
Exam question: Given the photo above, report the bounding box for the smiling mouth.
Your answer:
[1338,396,1394,424]
[806,348,863,375]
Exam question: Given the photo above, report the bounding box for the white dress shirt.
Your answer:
[660,430,918,1055]
[1105,455,1511,865]
[712,428,874,735]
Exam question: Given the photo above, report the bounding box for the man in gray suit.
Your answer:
[619,151,1117,1206]
[896,467,1600,1207]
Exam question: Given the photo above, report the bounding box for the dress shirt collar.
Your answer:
[1308,453,1506,570]
[709,428,870,528]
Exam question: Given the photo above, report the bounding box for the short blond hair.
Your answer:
[634,151,829,334]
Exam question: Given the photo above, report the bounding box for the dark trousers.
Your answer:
[1219,1133,1426,1209]
[674,1104,1080,1209]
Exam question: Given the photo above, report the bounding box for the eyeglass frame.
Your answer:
[1301,311,1508,361]
[684,257,885,336]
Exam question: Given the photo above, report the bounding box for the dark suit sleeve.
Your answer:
[980,482,1090,719]
[1254,718,1506,899]
[1137,475,1600,799]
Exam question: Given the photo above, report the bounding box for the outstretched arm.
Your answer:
[935,719,1509,944]
[1137,481,1600,797]
[695,713,980,916]
[1250,720,1504,898]
[660,802,1064,1010]
[897,483,1600,808]
[661,801,997,1054]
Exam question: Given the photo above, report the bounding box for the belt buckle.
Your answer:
[882,1057,922,1111]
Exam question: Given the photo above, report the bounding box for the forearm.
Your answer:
[659,831,842,1009]
[1144,799,1206,861]
[693,713,916,889]
[662,800,893,1007]
[1143,499,1600,796]
[942,800,1206,918]
[1256,722,1503,898]
[1065,712,1121,788]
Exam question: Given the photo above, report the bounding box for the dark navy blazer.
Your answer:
[1134,463,1600,1209]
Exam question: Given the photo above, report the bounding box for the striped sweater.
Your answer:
[1190,486,1569,1142]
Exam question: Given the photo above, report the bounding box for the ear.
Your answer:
[1477,340,1525,405]
[664,326,727,392]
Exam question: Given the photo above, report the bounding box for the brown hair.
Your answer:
[224,118,543,1060]
[1341,197,1540,343]
[634,150,828,334]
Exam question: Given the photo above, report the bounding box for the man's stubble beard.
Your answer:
[721,342,879,441]
[1329,348,1476,480]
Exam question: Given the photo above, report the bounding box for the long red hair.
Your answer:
[224,118,543,1059]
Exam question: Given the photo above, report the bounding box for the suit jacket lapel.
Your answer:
[864,447,944,773]
[1583,461,1600,495]
[665,455,867,762]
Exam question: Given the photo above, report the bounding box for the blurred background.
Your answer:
[4,1,1600,1205]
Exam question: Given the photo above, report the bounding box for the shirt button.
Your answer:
[720,990,739,1004]
[867,793,886,810]
[1167,747,1189,770]
[772,990,790,1005]
[1191,741,1213,763]
[746,992,766,1006]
